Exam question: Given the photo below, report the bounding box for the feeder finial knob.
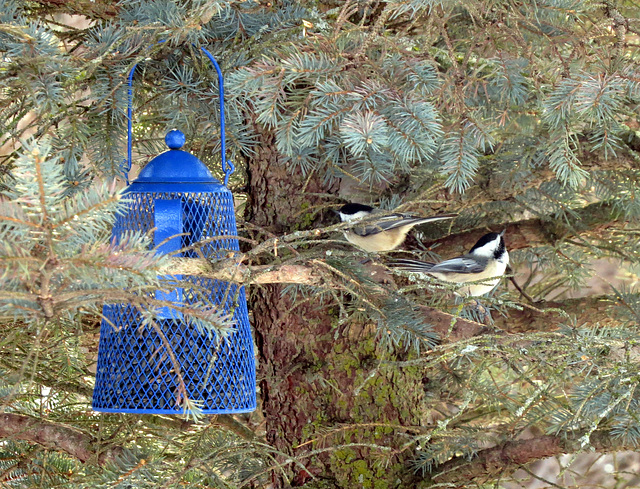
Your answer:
[165,130,186,150]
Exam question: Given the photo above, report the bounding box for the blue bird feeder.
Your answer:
[92,47,256,414]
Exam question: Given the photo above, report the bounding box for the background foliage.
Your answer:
[2,0,640,488]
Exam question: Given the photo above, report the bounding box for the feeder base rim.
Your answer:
[91,405,257,415]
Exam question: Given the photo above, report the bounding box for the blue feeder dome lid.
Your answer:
[129,130,224,191]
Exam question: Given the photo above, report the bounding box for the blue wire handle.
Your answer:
[124,43,235,187]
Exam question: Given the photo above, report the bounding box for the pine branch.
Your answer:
[213,415,261,442]
[491,295,618,334]
[417,294,620,343]
[0,413,122,464]
[163,259,324,287]
[425,430,638,486]
[431,201,620,256]
[77,260,623,344]
[162,199,619,298]
[28,0,119,19]
[163,255,624,338]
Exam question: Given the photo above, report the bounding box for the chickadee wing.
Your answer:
[352,214,453,237]
[349,214,398,236]
[428,257,486,274]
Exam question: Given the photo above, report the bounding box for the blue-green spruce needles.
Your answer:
[0,139,234,364]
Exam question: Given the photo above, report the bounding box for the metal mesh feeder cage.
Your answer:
[92,47,256,414]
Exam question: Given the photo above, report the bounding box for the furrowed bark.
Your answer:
[245,127,426,487]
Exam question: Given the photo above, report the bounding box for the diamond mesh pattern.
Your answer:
[113,192,241,259]
[92,188,256,414]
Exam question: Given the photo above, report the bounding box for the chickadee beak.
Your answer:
[499,229,506,237]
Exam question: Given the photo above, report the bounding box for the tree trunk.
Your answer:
[246,129,426,488]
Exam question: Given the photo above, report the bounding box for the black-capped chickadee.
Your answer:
[390,230,509,297]
[337,203,457,253]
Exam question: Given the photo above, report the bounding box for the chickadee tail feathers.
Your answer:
[389,258,436,274]
[407,213,457,228]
